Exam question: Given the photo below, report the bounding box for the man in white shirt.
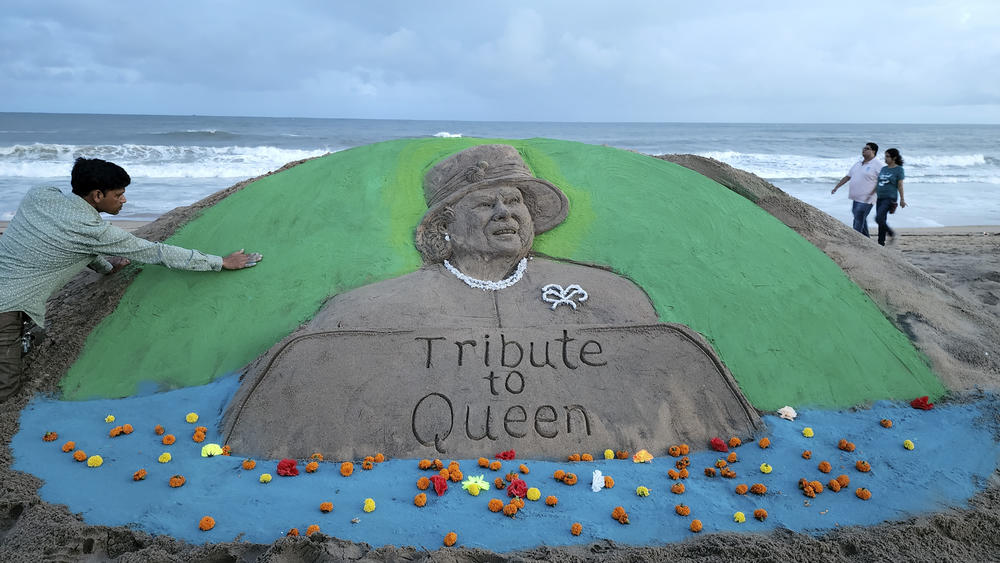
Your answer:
[831,142,880,236]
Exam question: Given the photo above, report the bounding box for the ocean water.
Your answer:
[1,113,998,228]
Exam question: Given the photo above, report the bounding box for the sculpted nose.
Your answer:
[492,200,511,219]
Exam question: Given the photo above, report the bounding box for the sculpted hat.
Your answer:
[420,144,569,234]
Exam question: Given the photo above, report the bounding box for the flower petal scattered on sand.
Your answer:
[632,449,654,463]
[777,406,797,420]
[591,469,605,492]
[200,443,223,457]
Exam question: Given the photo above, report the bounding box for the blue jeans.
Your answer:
[851,201,873,236]
[875,197,896,245]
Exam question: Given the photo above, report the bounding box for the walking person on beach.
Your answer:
[0,157,263,402]
[872,148,907,246]
[831,142,880,236]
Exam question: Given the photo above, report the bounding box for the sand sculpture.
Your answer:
[222,145,762,458]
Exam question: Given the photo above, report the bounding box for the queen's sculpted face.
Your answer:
[448,185,534,265]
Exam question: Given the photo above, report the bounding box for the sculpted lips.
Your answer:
[491,224,518,236]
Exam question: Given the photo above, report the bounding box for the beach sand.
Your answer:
[2,156,1000,561]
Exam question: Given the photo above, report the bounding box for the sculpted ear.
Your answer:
[415,207,456,265]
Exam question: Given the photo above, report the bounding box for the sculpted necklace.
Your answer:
[443,258,527,291]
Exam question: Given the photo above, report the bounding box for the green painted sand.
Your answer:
[61,138,944,410]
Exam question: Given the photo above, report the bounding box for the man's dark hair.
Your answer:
[71,157,130,197]
[866,142,879,154]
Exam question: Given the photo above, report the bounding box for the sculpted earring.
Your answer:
[444,233,450,242]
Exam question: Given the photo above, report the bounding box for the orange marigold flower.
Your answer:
[220,445,231,456]
[449,468,463,482]
[690,519,703,533]
[570,522,583,536]
[562,472,578,485]
[319,502,333,513]
[43,431,58,442]
[488,460,502,471]
[567,453,581,462]
[478,457,489,467]
[162,434,176,445]
[735,483,749,495]
[545,495,558,506]
[668,469,679,480]
[727,452,739,463]
[802,450,812,459]
[809,480,824,494]
[61,441,75,453]
[417,476,430,490]
[431,459,443,470]
[758,437,771,449]
[754,508,768,521]
[704,467,716,477]
[73,450,87,462]
[553,469,566,481]
[363,455,375,465]
[604,475,615,489]
[374,453,385,463]
[581,453,593,462]
[611,506,629,525]
[443,532,458,547]
[133,469,147,481]
[678,444,690,455]
[502,503,518,518]
[836,474,851,487]
[519,463,530,474]
[715,459,728,468]
[511,497,525,509]
[488,498,504,512]
[195,426,208,434]
[198,516,215,531]
[362,459,374,470]
[287,528,299,537]
[504,471,518,482]
[242,459,256,470]
[109,426,123,438]
[667,445,681,457]
[310,452,324,461]
[494,477,506,490]
[728,437,742,448]
[880,419,893,428]
[306,524,320,536]
[855,460,871,473]
[306,461,319,473]
[414,493,427,507]
[122,424,134,434]
[818,461,832,473]
[615,450,629,459]
[418,459,432,470]
[675,504,691,516]
[671,483,685,494]
[678,468,689,479]
[856,487,872,500]
[154,424,165,436]
[340,462,354,476]
[676,456,690,469]
[828,479,842,492]
[169,474,186,488]
[750,483,767,495]
[192,431,206,443]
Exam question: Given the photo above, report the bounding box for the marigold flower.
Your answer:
[478,457,489,467]
[754,508,768,521]
[489,460,502,471]
[494,477,506,490]
[186,412,199,423]
[802,450,812,459]
[306,524,320,536]
[363,498,375,512]
[611,506,629,524]
[562,472,578,485]
[415,476,430,490]
[418,459,432,470]
[511,497,525,509]
[802,427,814,438]
[220,445,231,456]
[675,504,691,516]
[158,452,171,463]
[122,424,134,434]
[319,502,333,513]
[728,437,742,448]
[818,461,832,473]
[553,469,566,481]
[678,468,689,479]
[604,475,615,489]
[570,522,583,536]
[287,528,299,537]
[750,483,767,495]
[836,474,851,487]
[636,486,650,497]
[734,511,746,523]
[671,483,685,494]
[43,431,58,442]
[679,444,690,455]
[727,452,739,463]
[198,516,214,531]
[828,479,842,492]
[104,415,115,423]
[581,453,594,462]
[519,463,530,474]
[855,460,871,472]
[502,503,518,517]
[448,468,462,482]
[133,469,147,481]
[305,461,319,473]
[154,424,165,436]
[615,450,629,459]
[704,467,716,477]
[242,459,256,470]
[86,455,103,467]
[431,458,443,470]
[108,426,122,437]
[162,434,176,445]
[73,450,87,462]
[526,487,541,501]
[443,532,457,547]
[374,453,385,463]
[414,493,427,507]
[488,498,504,512]
[259,473,272,483]
[758,437,771,449]
[903,439,915,450]
[567,453,581,462]
[676,456,690,469]
[690,519,703,532]
[735,484,749,495]
[192,431,206,443]
[169,474,186,487]
[310,452,324,461]
[603,449,614,459]
[880,419,893,428]
[855,487,872,500]
[195,426,207,434]
[759,463,772,474]
[61,441,75,452]
[545,495,558,506]
[715,459,728,468]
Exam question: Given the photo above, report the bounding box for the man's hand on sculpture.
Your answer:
[107,256,131,274]
[222,249,263,270]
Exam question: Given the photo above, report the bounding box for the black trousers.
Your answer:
[0,311,23,401]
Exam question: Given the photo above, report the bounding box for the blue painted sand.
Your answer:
[12,377,1000,551]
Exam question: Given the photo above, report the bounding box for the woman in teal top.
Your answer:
[872,148,907,246]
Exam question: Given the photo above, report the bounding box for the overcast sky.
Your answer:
[2,1,998,123]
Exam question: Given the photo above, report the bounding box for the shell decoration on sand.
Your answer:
[591,470,605,492]
[777,406,797,421]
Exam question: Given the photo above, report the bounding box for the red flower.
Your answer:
[507,478,527,498]
[495,449,516,460]
[910,396,934,410]
[710,437,729,452]
[429,474,448,496]
[276,458,299,476]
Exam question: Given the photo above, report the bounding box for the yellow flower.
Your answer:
[104,415,115,423]
[259,473,272,483]
[467,483,480,496]
[903,439,915,450]
[802,427,814,438]
[200,443,223,457]
[86,455,103,467]
[636,486,650,497]
[158,452,172,463]
[603,449,614,460]
[759,462,772,474]
[363,498,376,512]
[185,412,199,423]
[526,487,541,501]
[734,511,746,523]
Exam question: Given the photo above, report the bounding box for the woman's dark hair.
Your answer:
[71,157,131,196]
[885,148,904,165]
